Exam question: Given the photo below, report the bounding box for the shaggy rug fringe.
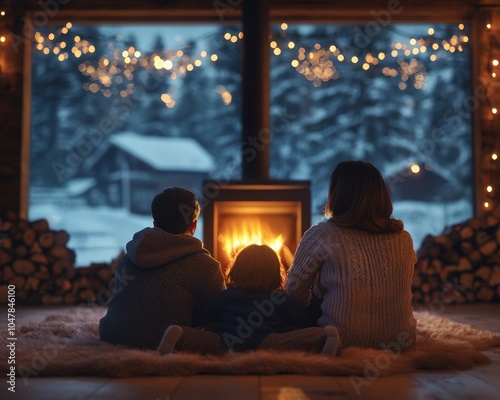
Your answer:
[1,308,499,378]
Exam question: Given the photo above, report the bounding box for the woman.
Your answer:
[285,161,417,350]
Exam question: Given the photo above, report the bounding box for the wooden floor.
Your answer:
[3,304,500,400]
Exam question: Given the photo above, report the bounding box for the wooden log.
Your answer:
[459,273,474,288]
[2,266,15,282]
[483,215,499,228]
[0,221,13,231]
[0,249,12,265]
[428,259,443,275]
[460,226,474,240]
[434,235,454,250]
[458,257,473,272]
[475,266,492,281]
[8,276,26,290]
[13,259,35,275]
[469,251,483,266]
[64,293,77,304]
[490,266,500,286]
[30,253,48,265]
[72,277,90,291]
[97,268,112,284]
[416,259,428,274]
[442,251,460,264]
[55,278,72,293]
[0,285,8,303]
[479,240,497,256]
[31,219,49,233]
[15,245,28,258]
[421,282,431,294]
[24,276,40,292]
[465,290,476,302]
[38,232,55,248]
[476,287,495,302]
[55,230,70,246]
[16,290,29,302]
[34,266,50,280]
[22,228,36,247]
[78,290,96,303]
[486,253,500,265]
[475,230,490,246]
[460,241,474,255]
[30,242,42,254]
[0,238,12,249]
[51,260,75,279]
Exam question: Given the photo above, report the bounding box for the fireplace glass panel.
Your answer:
[214,201,302,270]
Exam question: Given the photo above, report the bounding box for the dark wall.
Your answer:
[0,9,24,217]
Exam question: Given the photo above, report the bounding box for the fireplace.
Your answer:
[203,181,310,271]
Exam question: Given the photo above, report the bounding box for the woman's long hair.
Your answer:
[227,244,283,292]
[324,161,403,234]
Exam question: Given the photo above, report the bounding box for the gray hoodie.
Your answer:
[99,227,225,350]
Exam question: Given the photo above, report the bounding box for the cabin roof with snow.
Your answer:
[102,132,215,173]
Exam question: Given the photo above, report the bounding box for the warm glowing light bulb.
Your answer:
[210,54,218,62]
[1,11,5,16]
[487,23,492,29]
[487,185,493,192]
[0,36,5,43]
[484,201,490,208]
[458,23,465,30]
[492,108,498,114]
[288,41,295,49]
[493,59,499,66]
[291,59,299,67]
[492,153,498,160]
[224,32,231,40]
[281,23,288,30]
[428,28,435,35]
[351,56,359,63]
[493,72,497,78]
[410,164,420,174]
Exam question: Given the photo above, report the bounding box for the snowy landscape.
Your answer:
[29,23,472,266]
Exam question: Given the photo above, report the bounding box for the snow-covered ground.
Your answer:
[29,191,472,267]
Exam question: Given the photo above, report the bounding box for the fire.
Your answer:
[218,218,285,261]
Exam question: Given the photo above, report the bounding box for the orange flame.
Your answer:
[218,218,285,261]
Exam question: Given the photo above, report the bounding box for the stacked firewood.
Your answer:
[412,205,500,304]
[0,211,120,305]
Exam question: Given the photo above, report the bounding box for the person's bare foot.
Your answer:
[321,326,340,357]
[157,325,183,355]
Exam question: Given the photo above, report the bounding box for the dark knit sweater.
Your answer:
[194,288,313,351]
[99,227,225,350]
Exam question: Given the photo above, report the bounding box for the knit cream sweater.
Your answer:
[285,220,417,349]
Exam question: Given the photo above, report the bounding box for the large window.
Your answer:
[29,22,472,265]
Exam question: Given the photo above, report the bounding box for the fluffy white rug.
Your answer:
[1,308,499,378]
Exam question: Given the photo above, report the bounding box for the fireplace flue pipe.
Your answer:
[241,0,270,181]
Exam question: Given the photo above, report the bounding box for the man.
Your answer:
[99,187,225,350]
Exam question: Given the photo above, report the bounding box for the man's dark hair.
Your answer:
[151,187,201,234]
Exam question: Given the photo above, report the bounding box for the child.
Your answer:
[158,244,340,356]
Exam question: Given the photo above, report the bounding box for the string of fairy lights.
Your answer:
[483,17,498,210]
[0,5,496,210]
[225,23,468,89]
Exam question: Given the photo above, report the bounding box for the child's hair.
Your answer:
[227,244,283,292]
[151,187,200,234]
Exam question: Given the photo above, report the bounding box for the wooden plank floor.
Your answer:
[3,304,500,400]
